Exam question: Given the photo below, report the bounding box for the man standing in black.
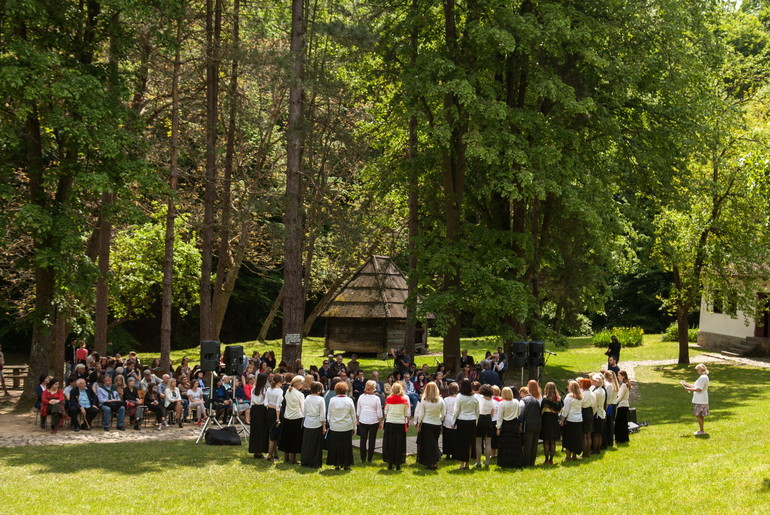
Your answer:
[605,335,621,364]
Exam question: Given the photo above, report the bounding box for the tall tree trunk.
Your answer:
[212,0,241,340]
[160,18,183,371]
[259,285,284,341]
[213,219,250,337]
[440,0,467,373]
[282,0,307,371]
[51,312,68,379]
[93,192,113,355]
[200,0,222,342]
[403,0,420,357]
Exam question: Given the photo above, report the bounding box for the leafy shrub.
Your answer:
[661,323,698,343]
[106,326,141,356]
[593,327,644,348]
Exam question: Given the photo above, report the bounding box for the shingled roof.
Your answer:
[320,255,410,319]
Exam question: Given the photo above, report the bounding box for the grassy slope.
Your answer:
[3,337,769,514]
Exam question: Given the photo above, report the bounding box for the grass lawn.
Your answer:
[2,337,769,513]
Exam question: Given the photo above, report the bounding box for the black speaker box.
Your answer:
[205,426,241,445]
[200,341,220,372]
[224,345,244,376]
[528,341,545,367]
[512,341,529,367]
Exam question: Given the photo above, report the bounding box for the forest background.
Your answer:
[3,0,770,406]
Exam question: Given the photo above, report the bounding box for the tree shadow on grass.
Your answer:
[760,478,770,492]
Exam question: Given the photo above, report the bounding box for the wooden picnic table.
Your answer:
[3,365,29,390]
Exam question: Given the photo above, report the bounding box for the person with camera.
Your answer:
[97,375,126,431]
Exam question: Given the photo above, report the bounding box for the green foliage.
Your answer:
[105,326,141,356]
[661,323,699,343]
[593,327,644,348]
[109,209,201,321]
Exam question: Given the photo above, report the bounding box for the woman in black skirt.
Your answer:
[475,384,496,467]
[248,373,269,458]
[540,382,563,465]
[301,382,327,468]
[278,376,305,464]
[496,387,522,468]
[579,378,595,458]
[452,379,479,470]
[415,382,445,469]
[590,373,607,454]
[614,370,631,444]
[442,382,459,459]
[560,381,584,461]
[326,381,356,469]
[265,375,284,461]
[603,370,619,447]
[383,382,410,470]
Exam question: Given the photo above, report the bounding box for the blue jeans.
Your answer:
[102,404,126,428]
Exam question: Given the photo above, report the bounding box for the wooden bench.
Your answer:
[3,365,29,390]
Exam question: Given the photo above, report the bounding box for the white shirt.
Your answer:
[604,381,617,405]
[188,388,204,402]
[443,396,458,428]
[327,395,356,431]
[415,398,445,426]
[580,388,596,413]
[303,394,326,429]
[250,386,266,407]
[164,387,182,407]
[453,394,479,422]
[591,385,606,419]
[384,398,410,424]
[265,387,284,410]
[356,393,383,425]
[616,383,630,408]
[491,397,501,422]
[692,374,709,404]
[283,387,305,420]
[478,397,496,416]
[496,399,521,429]
[561,394,583,423]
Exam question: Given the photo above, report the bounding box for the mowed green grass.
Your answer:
[2,337,769,514]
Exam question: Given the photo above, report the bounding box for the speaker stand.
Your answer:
[195,373,223,444]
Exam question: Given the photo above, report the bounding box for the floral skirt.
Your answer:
[693,403,710,417]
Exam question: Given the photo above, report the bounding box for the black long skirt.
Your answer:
[540,412,561,441]
[604,405,616,448]
[326,429,354,467]
[615,406,630,443]
[581,407,593,434]
[563,421,583,454]
[301,426,324,468]
[497,420,523,468]
[248,404,269,454]
[267,407,281,442]
[278,417,304,453]
[455,419,477,462]
[416,423,442,467]
[382,421,407,465]
[442,426,457,459]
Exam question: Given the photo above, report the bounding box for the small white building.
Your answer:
[697,293,770,355]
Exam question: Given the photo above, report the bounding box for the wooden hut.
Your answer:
[320,255,429,354]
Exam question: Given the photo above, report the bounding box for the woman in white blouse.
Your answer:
[475,384,496,467]
[301,381,326,468]
[496,386,522,468]
[327,381,356,470]
[265,375,284,461]
[590,373,607,454]
[248,373,269,459]
[164,378,184,428]
[383,382,410,470]
[614,370,631,444]
[681,363,710,436]
[579,378,595,458]
[442,382,459,459]
[452,379,479,470]
[603,370,619,447]
[415,382,445,469]
[278,375,306,464]
[560,380,584,461]
[356,380,383,463]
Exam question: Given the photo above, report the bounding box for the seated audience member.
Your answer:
[97,375,126,431]
[35,374,49,429]
[63,376,78,403]
[174,356,191,380]
[403,373,419,410]
[41,378,68,433]
[318,359,332,381]
[371,371,386,405]
[187,380,206,425]
[215,376,234,422]
[435,372,449,398]
[329,354,347,378]
[479,360,500,387]
[68,378,99,431]
[140,369,159,391]
[234,376,251,423]
[164,378,185,427]
[347,354,360,375]
[352,370,366,403]
[145,384,166,430]
[124,376,145,430]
